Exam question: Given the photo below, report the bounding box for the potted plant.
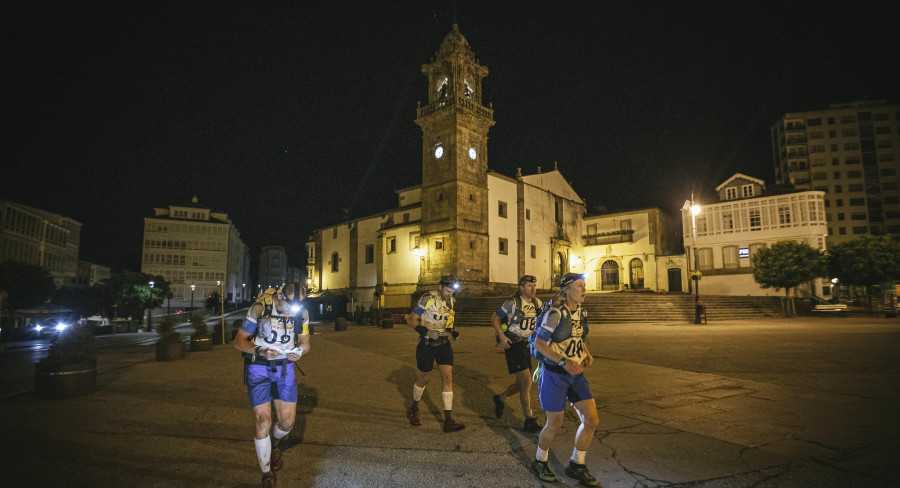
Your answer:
[35,322,97,398]
[155,315,184,361]
[335,315,348,332]
[189,312,212,351]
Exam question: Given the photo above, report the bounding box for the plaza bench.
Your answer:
[814,304,848,317]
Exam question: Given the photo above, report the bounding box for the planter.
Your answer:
[335,317,348,332]
[156,341,185,361]
[190,336,213,351]
[357,314,368,325]
[35,364,96,398]
[381,317,394,329]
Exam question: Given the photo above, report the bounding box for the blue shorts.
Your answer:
[538,366,593,412]
[246,363,298,407]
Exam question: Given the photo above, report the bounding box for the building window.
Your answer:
[849,198,865,206]
[722,246,739,269]
[749,209,761,230]
[879,153,896,162]
[875,126,891,135]
[722,212,734,231]
[331,252,339,273]
[808,118,822,126]
[409,233,420,251]
[839,227,847,235]
[853,226,867,234]
[620,219,632,231]
[696,248,713,271]
[531,245,536,258]
[810,145,825,153]
[833,171,841,179]
[403,213,410,223]
[332,228,337,239]
[842,128,858,137]
[387,237,396,253]
[365,244,374,264]
[844,142,860,150]
[741,185,754,198]
[836,199,844,207]
[848,184,863,192]
[837,213,845,221]
[498,201,508,218]
[435,238,444,251]
[586,224,597,235]
[499,237,508,255]
[725,187,737,200]
[851,213,866,221]
[749,243,766,256]
[778,205,792,226]
[834,185,843,193]
[813,172,827,180]
[881,168,897,177]
[526,209,531,220]
[847,170,863,178]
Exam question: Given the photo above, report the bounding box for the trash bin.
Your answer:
[695,304,707,325]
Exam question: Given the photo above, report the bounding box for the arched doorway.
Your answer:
[600,260,619,291]
[552,251,567,286]
[630,258,644,289]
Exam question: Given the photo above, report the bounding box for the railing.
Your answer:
[416,95,494,120]
[583,229,634,246]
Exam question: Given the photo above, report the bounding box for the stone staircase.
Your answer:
[453,293,784,326]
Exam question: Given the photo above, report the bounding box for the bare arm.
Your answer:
[491,313,511,349]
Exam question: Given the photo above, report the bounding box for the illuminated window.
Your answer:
[722,246,739,269]
[696,248,713,270]
[749,209,761,230]
[725,187,737,200]
[331,252,339,272]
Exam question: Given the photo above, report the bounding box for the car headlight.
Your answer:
[35,325,44,332]
[56,323,68,332]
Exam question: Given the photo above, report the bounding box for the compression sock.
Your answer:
[272,423,291,449]
[254,436,272,473]
[536,446,549,462]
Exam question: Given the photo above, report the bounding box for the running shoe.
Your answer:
[493,394,505,418]
[531,460,557,482]
[261,471,276,488]
[406,406,422,426]
[523,417,541,433]
[271,447,282,472]
[443,418,465,432]
[564,461,600,487]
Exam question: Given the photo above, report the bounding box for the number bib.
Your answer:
[548,308,587,363]
[253,313,297,355]
[509,304,538,337]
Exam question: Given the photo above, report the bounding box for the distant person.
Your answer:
[490,274,542,433]
[405,275,465,432]
[234,283,310,488]
[530,273,600,487]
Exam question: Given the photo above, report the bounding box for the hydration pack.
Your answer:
[528,300,589,365]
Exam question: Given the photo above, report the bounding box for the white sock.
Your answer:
[442,391,453,411]
[413,383,425,401]
[254,436,272,473]
[273,424,291,445]
[572,448,587,465]
[536,446,549,462]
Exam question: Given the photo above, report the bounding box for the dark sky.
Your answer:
[3,1,898,272]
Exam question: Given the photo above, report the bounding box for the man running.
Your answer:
[234,283,310,488]
[405,275,465,432]
[490,274,542,432]
[530,273,600,487]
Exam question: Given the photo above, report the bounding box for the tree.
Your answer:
[0,261,55,311]
[826,235,900,313]
[753,241,826,317]
[94,271,170,324]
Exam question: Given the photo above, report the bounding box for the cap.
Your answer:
[559,273,586,288]
[518,275,537,286]
[439,275,459,290]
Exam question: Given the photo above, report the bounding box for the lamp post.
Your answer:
[148,281,155,331]
[190,284,195,312]
[217,280,225,345]
[690,203,703,323]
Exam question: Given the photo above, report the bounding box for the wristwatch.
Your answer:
[557,357,566,367]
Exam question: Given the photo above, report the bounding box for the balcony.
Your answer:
[416,94,494,120]
[583,229,634,246]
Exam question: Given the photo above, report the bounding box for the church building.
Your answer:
[306,26,682,310]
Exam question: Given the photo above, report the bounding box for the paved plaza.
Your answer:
[1,316,898,487]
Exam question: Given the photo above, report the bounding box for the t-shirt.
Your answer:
[495,296,542,338]
[241,299,310,359]
[534,305,588,365]
[413,291,454,339]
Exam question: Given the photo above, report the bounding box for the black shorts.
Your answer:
[416,341,454,372]
[504,339,533,374]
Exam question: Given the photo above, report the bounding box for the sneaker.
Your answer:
[531,460,557,482]
[564,461,600,487]
[261,471,276,488]
[271,447,282,472]
[523,417,541,433]
[407,407,422,426]
[443,418,465,432]
[493,394,505,418]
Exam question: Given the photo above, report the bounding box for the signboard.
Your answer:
[738,248,750,258]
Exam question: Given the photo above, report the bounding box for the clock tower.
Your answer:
[415,24,495,288]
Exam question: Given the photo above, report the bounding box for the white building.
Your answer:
[141,196,250,308]
[0,199,82,287]
[258,245,287,290]
[682,173,827,297]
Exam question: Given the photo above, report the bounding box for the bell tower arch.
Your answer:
[415,24,495,287]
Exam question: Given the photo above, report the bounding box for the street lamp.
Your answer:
[217,280,225,345]
[148,281,155,331]
[190,284,195,312]
[689,202,703,323]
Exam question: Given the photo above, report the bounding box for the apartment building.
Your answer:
[771,100,900,245]
[0,199,82,287]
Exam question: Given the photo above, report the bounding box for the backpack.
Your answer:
[528,300,589,364]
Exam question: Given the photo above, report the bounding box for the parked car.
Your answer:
[34,320,70,340]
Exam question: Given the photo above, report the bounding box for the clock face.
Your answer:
[434,146,444,159]
[468,147,477,160]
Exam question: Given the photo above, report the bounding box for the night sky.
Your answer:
[3,1,898,272]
